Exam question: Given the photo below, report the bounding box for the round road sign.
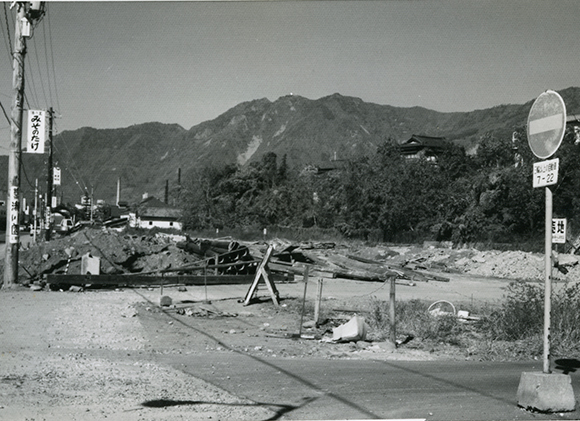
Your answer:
[527,90,566,159]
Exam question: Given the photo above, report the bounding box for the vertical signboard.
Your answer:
[552,218,567,244]
[53,167,61,186]
[8,186,19,244]
[26,110,46,154]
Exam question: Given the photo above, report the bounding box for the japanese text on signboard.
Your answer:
[53,167,61,186]
[532,158,559,188]
[552,218,567,244]
[8,186,19,244]
[26,110,46,154]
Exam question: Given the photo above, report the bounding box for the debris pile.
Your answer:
[5,225,580,289]
[15,228,199,281]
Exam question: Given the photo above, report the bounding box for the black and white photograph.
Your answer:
[1,1,580,419]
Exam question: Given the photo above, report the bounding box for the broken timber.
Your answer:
[46,273,289,288]
[242,245,280,306]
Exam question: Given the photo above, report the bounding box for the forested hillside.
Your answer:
[177,125,580,245]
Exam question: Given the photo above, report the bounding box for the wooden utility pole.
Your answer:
[3,3,27,288]
[45,107,53,241]
[33,179,38,243]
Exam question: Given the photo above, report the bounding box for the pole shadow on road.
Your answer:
[555,358,580,375]
[133,290,382,420]
[140,397,315,420]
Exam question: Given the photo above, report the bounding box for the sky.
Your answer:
[0,0,579,154]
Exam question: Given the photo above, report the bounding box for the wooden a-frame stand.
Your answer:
[242,245,280,306]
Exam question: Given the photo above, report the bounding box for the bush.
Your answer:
[479,281,580,356]
[367,298,464,345]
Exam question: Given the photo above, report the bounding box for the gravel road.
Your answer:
[0,288,277,420]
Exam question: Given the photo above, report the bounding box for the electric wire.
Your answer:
[18,153,37,191]
[52,121,88,194]
[31,35,48,107]
[0,99,9,124]
[25,54,41,108]
[41,14,54,107]
[2,1,12,56]
[45,3,60,111]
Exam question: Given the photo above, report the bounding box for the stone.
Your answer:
[159,296,172,307]
[517,372,576,412]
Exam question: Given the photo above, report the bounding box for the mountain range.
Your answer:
[2,87,580,207]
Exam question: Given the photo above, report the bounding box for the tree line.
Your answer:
[178,127,580,245]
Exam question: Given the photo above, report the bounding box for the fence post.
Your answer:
[390,276,396,346]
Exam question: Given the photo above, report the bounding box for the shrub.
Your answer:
[367,297,464,345]
[479,281,580,356]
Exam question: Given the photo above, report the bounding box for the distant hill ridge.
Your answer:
[2,87,580,205]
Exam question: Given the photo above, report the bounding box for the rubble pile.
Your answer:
[4,226,580,286]
[15,228,200,281]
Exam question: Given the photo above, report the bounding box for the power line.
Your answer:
[0,99,10,124]
[32,35,48,106]
[2,2,12,56]
[52,121,88,194]
[41,14,54,107]
[23,56,40,108]
[45,3,60,111]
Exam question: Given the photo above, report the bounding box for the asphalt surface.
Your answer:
[152,322,580,421]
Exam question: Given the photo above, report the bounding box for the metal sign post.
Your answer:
[517,90,575,412]
[526,90,566,374]
[543,186,552,374]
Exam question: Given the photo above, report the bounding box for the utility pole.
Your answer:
[3,2,44,288]
[45,107,53,241]
[33,179,38,243]
[4,3,27,288]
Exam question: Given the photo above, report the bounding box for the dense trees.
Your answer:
[178,127,580,245]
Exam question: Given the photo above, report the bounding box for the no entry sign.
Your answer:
[527,90,566,159]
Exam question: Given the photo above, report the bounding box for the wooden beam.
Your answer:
[46,273,290,288]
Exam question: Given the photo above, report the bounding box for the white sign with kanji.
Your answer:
[8,186,19,244]
[533,158,559,188]
[552,218,567,244]
[26,110,46,154]
[53,167,61,186]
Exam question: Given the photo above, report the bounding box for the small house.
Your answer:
[130,196,182,230]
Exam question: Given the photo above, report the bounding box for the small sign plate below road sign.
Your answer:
[527,90,566,159]
[552,218,567,244]
[533,158,559,188]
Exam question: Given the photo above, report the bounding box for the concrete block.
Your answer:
[159,296,172,307]
[81,253,100,275]
[517,371,575,412]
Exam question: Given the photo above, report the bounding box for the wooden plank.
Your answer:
[46,273,290,287]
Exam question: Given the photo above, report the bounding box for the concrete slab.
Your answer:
[517,371,576,412]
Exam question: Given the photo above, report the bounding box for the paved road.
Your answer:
[156,353,580,420]
[145,307,580,421]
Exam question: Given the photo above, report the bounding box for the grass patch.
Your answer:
[360,281,580,360]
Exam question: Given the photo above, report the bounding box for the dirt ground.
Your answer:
[0,287,279,421]
[0,270,517,421]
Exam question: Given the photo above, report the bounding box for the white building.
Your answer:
[130,196,182,230]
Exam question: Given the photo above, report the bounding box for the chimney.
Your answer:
[164,180,169,204]
[116,177,121,206]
